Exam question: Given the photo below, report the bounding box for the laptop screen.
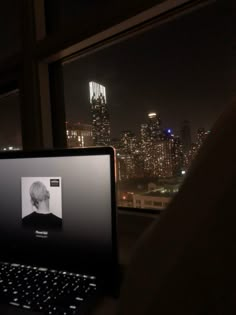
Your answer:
[0,148,117,277]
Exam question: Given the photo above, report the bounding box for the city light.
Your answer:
[66,80,205,189]
[1,146,21,151]
[148,112,157,118]
[89,81,106,104]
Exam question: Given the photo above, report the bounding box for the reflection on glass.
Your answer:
[63,2,233,211]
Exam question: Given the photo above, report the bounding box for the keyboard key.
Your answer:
[0,262,97,314]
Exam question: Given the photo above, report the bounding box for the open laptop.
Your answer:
[0,147,118,315]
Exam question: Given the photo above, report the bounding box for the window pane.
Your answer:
[0,1,22,60]
[62,1,234,211]
[0,91,22,150]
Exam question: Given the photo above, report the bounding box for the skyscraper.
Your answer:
[141,112,162,176]
[170,135,183,176]
[180,120,192,153]
[120,130,137,153]
[197,128,209,149]
[147,112,162,141]
[140,123,148,144]
[89,81,111,146]
[117,130,143,179]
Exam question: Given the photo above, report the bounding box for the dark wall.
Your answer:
[45,0,166,35]
[0,0,22,61]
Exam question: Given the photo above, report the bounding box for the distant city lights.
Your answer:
[1,146,21,151]
[66,81,207,190]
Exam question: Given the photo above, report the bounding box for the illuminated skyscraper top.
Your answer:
[89,81,110,146]
[148,112,157,119]
[89,81,107,104]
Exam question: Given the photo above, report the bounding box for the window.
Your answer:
[0,0,233,211]
[153,201,162,207]
[62,1,233,211]
[0,0,233,289]
[144,200,153,206]
[0,90,22,150]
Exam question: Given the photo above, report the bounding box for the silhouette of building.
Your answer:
[181,120,192,153]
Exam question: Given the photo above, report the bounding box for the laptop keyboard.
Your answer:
[0,262,97,314]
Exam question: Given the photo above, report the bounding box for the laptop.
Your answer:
[0,147,118,314]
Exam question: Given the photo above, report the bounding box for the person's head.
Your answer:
[30,181,50,211]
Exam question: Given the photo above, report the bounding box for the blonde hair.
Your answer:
[30,181,50,208]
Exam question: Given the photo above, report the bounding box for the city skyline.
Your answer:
[66,95,209,182]
[66,105,209,143]
[66,79,209,144]
[66,103,209,146]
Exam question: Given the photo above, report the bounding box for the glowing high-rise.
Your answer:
[147,112,162,141]
[89,81,110,146]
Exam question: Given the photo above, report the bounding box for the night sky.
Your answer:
[0,1,235,146]
[63,1,235,140]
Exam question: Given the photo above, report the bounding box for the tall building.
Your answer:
[186,142,198,167]
[141,112,163,176]
[140,123,148,144]
[147,112,162,141]
[140,114,183,178]
[140,123,149,160]
[120,130,137,153]
[117,152,134,181]
[180,120,192,153]
[197,128,210,149]
[89,81,111,146]
[117,130,144,180]
[171,136,183,176]
[66,122,93,148]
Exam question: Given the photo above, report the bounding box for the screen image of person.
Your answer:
[22,181,62,230]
